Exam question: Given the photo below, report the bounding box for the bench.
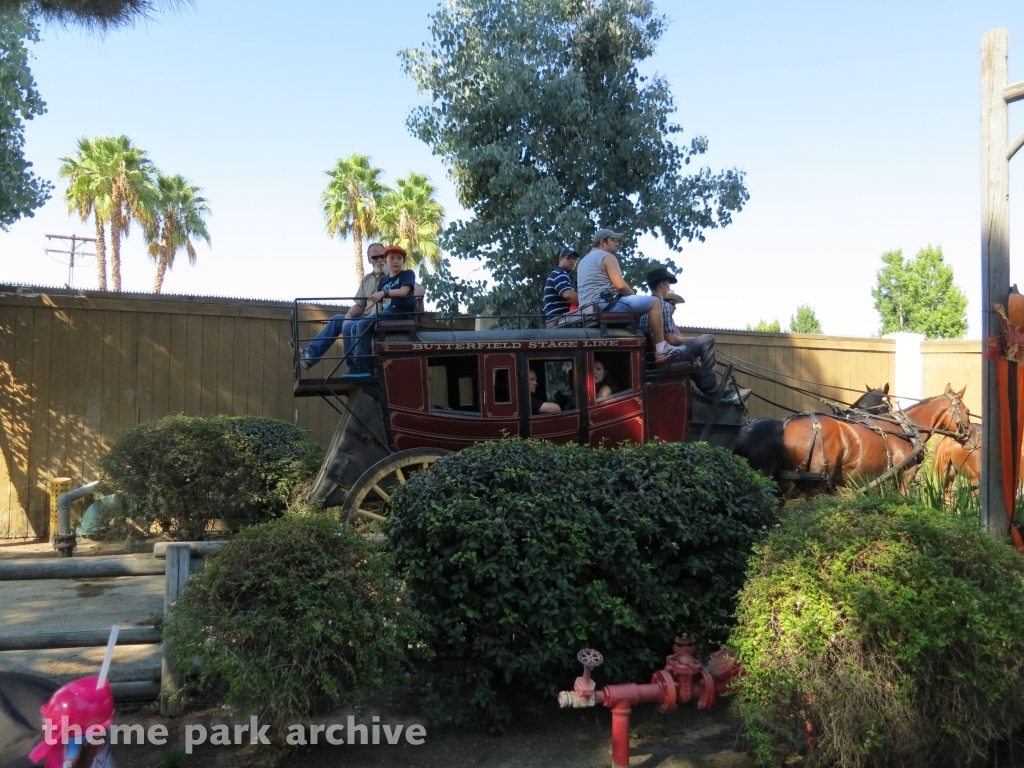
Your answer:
[545,302,638,331]
[375,296,426,338]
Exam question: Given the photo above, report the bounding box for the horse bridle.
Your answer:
[942,390,975,446]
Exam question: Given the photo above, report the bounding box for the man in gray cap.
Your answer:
[576,228,679,365]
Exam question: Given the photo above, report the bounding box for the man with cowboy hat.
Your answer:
[640,265,745,402]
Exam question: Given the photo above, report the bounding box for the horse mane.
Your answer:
[733,419,787,477]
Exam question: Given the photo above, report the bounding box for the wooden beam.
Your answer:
[111,681,161,701]
[981,29,1012,539]
[0,557,166,581]
[153,540,227,559]
[1004,80,1024,103]
[0,627,160,651]
[1009,131,1024,161]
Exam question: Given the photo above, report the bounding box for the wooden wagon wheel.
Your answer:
[339,448,449,534]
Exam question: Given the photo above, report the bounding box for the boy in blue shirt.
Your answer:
[302,245,416,377]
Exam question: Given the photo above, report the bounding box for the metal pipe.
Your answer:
[55,480,99,557]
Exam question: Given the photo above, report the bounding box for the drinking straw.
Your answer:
[97,625,119,689]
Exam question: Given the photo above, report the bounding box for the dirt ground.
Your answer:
[108,699,759,768]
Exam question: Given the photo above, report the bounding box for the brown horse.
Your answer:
[737,385,973,498]
[932,424,982,492]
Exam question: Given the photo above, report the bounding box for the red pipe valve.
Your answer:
[556,636,743,768]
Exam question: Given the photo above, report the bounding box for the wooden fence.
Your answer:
[922,340,984,417]
[0,287,341,539]
[0,285,984,538]
[690,329,898,420]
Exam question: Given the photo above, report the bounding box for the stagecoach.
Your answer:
[290,298,746,532]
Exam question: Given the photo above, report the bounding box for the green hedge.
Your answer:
[99,415,323,540]
[731,497,1024,768]
[164,513,425,726]
[387,439,778,729]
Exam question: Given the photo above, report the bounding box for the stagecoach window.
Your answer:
[531,359,577,412]
[593,351,633,400]
[427,355,480,414]
[493,368,512,404]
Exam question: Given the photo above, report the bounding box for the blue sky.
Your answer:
[4,0,1024,337]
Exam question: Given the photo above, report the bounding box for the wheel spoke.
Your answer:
[371,483,391,503]
[356,508,387,522]
[395,468,406,484]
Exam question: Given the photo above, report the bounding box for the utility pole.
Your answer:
[45,234,96,289]
[980,30,1024,538]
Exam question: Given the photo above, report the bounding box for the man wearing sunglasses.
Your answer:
[297,244,386,370]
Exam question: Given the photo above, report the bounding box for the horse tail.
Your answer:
[734,418,788,478]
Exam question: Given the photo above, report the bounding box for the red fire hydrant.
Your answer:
[557,637,742,767]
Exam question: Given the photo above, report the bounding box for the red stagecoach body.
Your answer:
[290,300,742,519]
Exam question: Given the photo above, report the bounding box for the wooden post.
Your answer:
[160,542,190,717]
[47,478,71,545]
[981,30,1012,538]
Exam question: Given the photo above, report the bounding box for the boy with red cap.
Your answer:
[301,245,416,377]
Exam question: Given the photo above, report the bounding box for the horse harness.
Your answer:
[776,391,971,492]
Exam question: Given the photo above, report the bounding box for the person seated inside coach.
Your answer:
[529,367,561,414]
[594,356,618,399]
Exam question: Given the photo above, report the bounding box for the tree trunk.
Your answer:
[153,255,168,294]
[94,217,107,291]
[109,200,123,292]
[353,224,364,283]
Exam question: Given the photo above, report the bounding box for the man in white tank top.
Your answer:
[576,228,681,365]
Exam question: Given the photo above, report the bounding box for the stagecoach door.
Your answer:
[482,354,519,419]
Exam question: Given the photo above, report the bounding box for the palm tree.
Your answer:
[102,135,156,292]
[378,172,445,273]
[321,154,388,283]
[144,173,211,294]
[58,137,112,290]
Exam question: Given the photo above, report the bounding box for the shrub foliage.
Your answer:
[731,497,1024,768]
[99,415,323,540]
[164,514,424,725]
[388,439,778,729]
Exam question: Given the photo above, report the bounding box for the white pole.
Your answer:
[980,29,1012,538]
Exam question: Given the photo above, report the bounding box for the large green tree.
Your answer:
[401,0,747,316]
[145,173,211,294]
[321,153,388,284]
[789,305,822,334]
[0,6,51,230]
[378,172,444,274]
[871,246,967,339]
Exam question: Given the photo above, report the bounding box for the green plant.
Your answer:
[731,496,1024,768]
[98,414,323,540]
[164,513,425,727]
[387,438,778,730]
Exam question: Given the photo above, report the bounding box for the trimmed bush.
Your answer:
[731,497,1024,768]
[164,513,425,726]
[98,414,323,540]
[388,438,778,729]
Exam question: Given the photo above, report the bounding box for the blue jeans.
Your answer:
[306,315,377,370]
[604,294,656,313]
[671,333,718,393]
